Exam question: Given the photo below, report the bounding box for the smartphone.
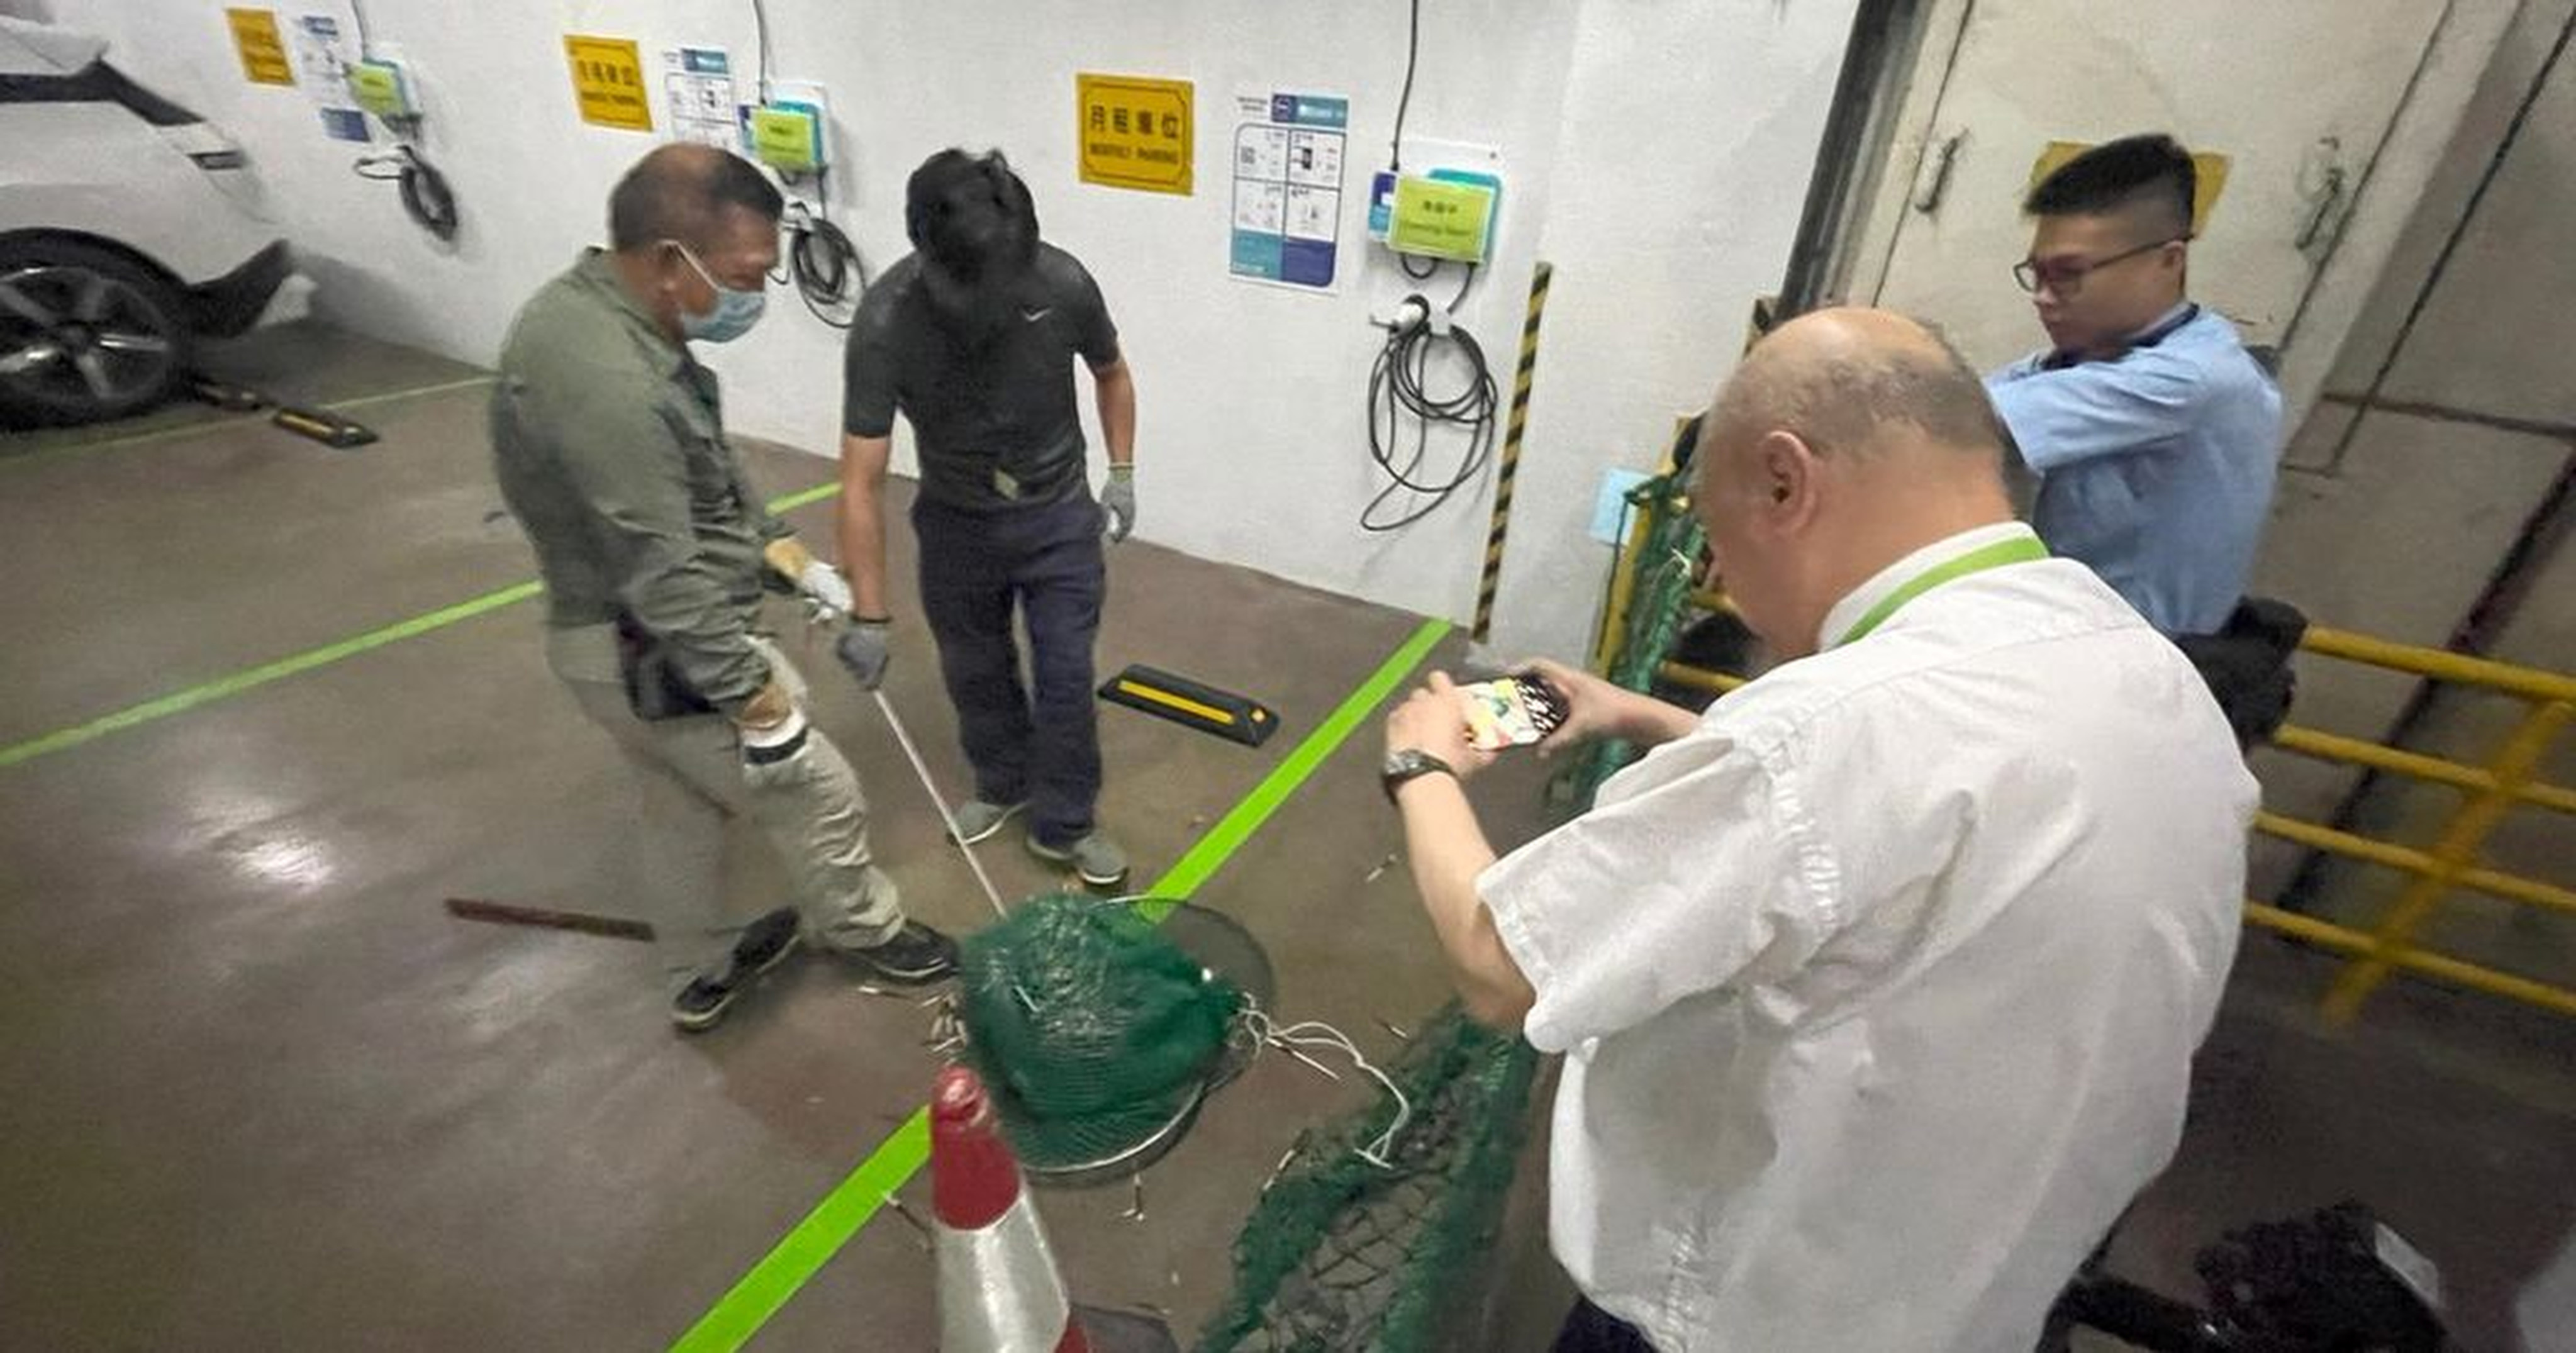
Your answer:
[1459,671,1569,752]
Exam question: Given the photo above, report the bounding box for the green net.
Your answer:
[1558,464,1707,813]
[1196,1005,1540,1352]
[959,894,1248,1178]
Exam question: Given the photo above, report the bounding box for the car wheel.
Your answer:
[0,238,193,426]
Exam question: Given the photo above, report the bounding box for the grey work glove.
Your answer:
[1101,464,1136,543]
[834,618,892,691]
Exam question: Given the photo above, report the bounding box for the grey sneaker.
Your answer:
[1027,830,1130,888]
[949,798,1027,846]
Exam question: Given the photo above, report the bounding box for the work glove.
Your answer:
[1101,464,1137,544]
[761,537,854,618]
[835,618,893,691]
[734,677,809,759]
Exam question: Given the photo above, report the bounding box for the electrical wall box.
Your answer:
[1367,170,1399,238]
[1388,170,1500,264]
[347,57,418,121]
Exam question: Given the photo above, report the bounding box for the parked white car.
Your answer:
[1,16,308,425]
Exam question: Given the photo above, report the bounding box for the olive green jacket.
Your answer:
[490,250,788,712]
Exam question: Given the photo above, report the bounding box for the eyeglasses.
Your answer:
[2012,236,2188,296]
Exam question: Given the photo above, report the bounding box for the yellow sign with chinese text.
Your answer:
[564,35,653,132]
[225,8,294,87]
[1076,74,1192,195]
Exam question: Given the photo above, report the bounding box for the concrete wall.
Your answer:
[14,0,1858,663]
[2246,0,2576,991]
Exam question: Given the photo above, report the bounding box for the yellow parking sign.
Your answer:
[225,8,294,87]
[564,35,653,132]
[1076,73,1192,195]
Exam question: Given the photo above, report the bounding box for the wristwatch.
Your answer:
[1380,748,1456,805]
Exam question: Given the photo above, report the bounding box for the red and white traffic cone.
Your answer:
[932,1066,1093,1353]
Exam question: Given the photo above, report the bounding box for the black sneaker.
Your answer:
[671,909,802,1034]
[671,974,737,1033]
[841,921,958,986]
[731,906,803,978]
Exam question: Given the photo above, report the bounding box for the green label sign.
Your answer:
[1389,177,1495,264]
[750,106,820,172]
[347,60,408,118]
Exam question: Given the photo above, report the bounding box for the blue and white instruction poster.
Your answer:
[1229,91,1348,292]
[661,46,737,148]
[289,13,369,143]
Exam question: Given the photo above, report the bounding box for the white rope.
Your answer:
[1244,1006,1413,1169]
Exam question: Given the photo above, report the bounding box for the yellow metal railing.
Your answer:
[1658,619,2576,1023]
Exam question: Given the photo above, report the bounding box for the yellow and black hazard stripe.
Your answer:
[1469,260,1552,643]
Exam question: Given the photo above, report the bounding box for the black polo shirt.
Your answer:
[841,243,1120,512]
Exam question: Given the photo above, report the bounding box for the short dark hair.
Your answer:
[607,145,784,252]
[905,148,1039,281]
[2024,133,2195,239]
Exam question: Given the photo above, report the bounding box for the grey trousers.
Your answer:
[546,623,904,984]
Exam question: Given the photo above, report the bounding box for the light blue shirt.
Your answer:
[1985,305,2283,635]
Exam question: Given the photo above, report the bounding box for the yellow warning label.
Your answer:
[2029,140,2231,237]
[1076,73,1192,195]
[564,35,653,132]
[225,8,294,87]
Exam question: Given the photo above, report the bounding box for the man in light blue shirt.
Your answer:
[1985,134,2283,638]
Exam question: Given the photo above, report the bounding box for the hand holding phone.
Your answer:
[1458,670,1570,752]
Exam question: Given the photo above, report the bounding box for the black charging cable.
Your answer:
[354,143,458,242]
[781,184,864,328]
[1363,270,1495,532]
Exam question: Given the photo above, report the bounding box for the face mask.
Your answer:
[669,241,766,343]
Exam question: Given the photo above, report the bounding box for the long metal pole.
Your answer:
[871,689,1008,918]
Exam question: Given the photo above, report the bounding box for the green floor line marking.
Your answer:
[4,373,500,469]
[320,373,498,412]
[0,483,842,771]
[6,415,238,466]
[1133,616,1451,919]
[0,581,540,769]
[767,481,842,514]
[668,616,1453,1353]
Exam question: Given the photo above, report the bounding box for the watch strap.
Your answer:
[1381,749,1456,805]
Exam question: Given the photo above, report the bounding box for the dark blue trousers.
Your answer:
[1553,1298,1654,1352]
[912,493,1105,849]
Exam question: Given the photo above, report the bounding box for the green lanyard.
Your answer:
[1833,535,2049,647]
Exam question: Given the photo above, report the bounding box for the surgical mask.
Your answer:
[669,241,766,343]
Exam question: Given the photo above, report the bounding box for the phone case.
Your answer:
[1460,674,1567,751]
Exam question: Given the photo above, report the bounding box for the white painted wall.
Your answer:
[1488,0,1861,661]
[17,0,1855,662]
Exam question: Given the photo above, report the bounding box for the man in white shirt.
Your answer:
[1381,308,2256,1351]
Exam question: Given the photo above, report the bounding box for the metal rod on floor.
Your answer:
[871,688,1008,918]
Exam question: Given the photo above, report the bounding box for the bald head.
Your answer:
[1691,308,2021,659]
[1705,308,2011,467]
[607,143,783,253]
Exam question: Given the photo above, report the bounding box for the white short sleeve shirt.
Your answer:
[1481,524,2256,1351]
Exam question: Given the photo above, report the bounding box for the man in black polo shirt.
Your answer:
[835,148,1137,887]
